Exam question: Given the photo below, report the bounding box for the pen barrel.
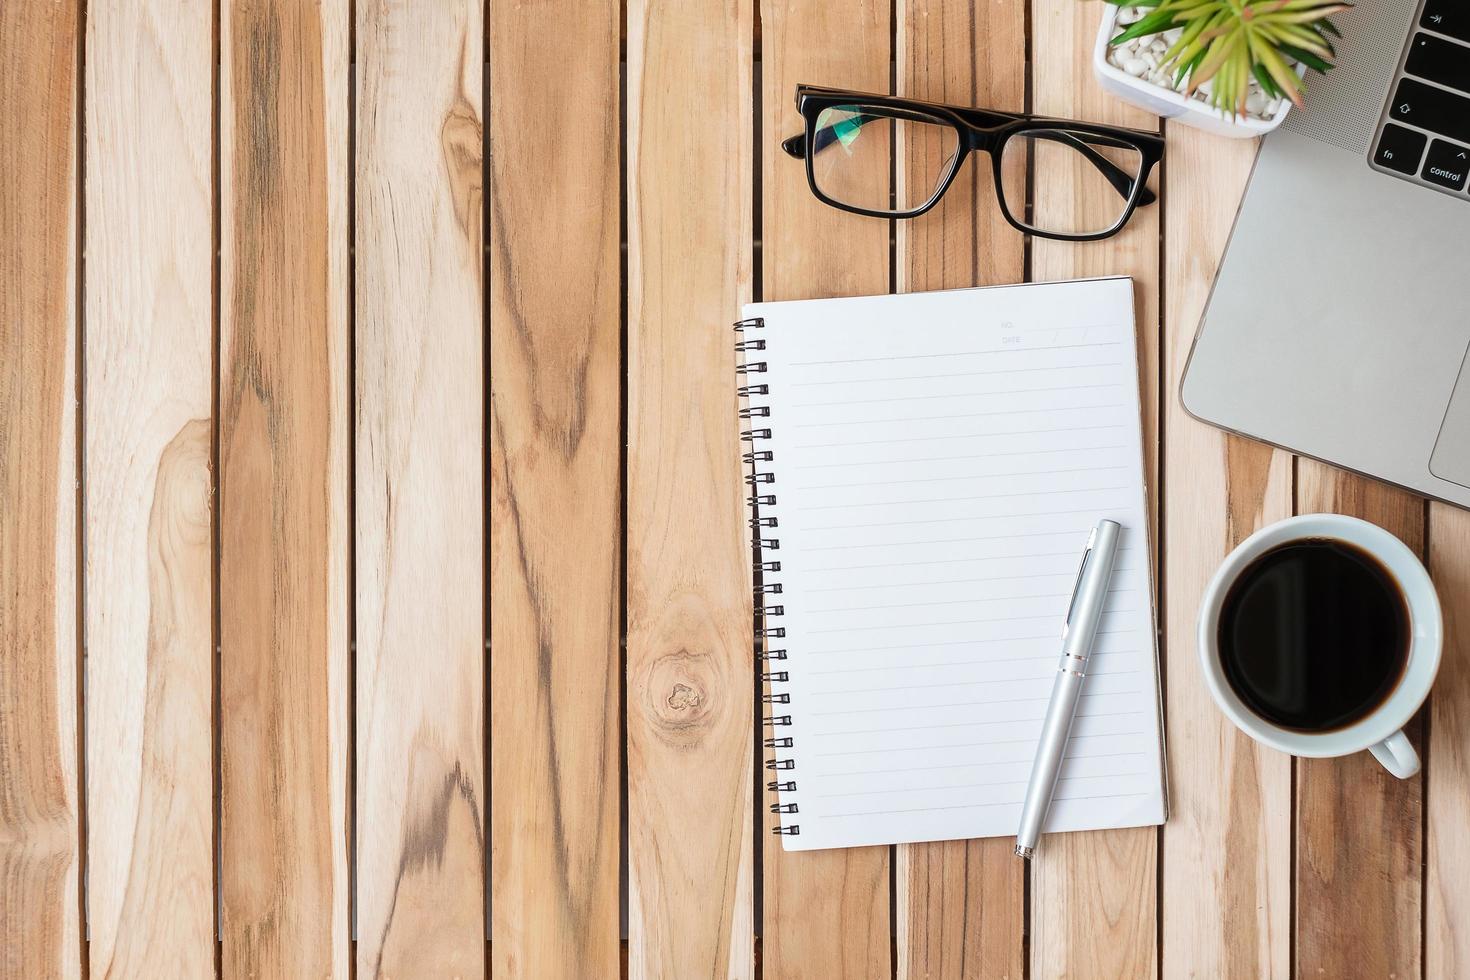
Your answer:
[1061,520,1121,659]
[1015,669,1085,854]
[1016,518,1122,858]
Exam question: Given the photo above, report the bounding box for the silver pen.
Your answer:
[1014,519,1123,859]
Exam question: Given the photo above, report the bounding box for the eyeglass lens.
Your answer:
[811,105,959,215]
[1000,130,1144,237]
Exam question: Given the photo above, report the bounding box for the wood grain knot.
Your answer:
[440,97,482,245]
[149,419,213,563]
[645,650,717,746]
[666,683,702,711]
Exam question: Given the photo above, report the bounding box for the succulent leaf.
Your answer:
[1104,0,1351,118]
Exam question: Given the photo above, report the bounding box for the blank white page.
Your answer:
[746,277,1166,851]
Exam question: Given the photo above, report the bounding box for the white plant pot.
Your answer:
[1092,5,1295,139]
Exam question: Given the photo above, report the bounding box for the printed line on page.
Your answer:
[806,609,1136,635]
[808,692,1137,717]
[820,792,1147,819]
[796,423,1126,450]
[796,402,1124,430]
[803,518,1103,542]
[806,657,1139,677]
[805,587,1131,616]
[812,673,1140,695]
[789,361,1125,388]
[807,667,1146,690]
[813,730,1148,758]
[788,338,1123,367]
[805,627,1134,656]
[793,381,1123,408]
[795,444,1129,470]
[816,771,1149,800]
[798,485,1131,512]
[812,709,1147,737]
[796,464,1128,492]
[802,566,1139,593]
[817,750,1149,777]
[802,522,1103,547]
[804,591,1067,615]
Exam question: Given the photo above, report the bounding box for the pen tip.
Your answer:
[1014,844,1033,860]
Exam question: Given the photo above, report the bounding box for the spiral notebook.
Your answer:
[740,277,1167,851]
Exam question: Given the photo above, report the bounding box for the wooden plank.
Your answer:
[1293,464,1423,979]
[0,3,82,976]
[218,0,350,976]
[891,2,1025,978]
[759,1,892,976]
[486,0,622,976]
[1158,131,1293,976]
[1028,3,1161,976]
[624,0,753,976]
[354,3,485,976]
[1428,502,1470,979]
[83,0,216,975]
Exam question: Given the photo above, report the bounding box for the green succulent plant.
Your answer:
[1107,0,1352,117]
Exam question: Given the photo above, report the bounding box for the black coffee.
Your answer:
[1218,538,1409,732]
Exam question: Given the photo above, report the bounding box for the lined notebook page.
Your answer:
[746,278,1166,851]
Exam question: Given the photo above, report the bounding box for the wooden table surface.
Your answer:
[3,1,1467,978]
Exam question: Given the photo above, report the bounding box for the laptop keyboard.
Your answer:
[1371,0,1470,198]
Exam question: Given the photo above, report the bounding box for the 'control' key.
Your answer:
[1423,139,1470,191]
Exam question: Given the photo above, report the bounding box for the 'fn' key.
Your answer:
[1375,124,1427,176]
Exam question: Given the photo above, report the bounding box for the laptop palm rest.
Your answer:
[1431,351,1470,488]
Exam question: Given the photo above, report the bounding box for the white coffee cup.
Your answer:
[1196,513,1441,779]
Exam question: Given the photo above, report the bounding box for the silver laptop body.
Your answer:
[1181,0,1470,508]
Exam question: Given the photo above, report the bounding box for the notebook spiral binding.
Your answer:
[736,315,799,838]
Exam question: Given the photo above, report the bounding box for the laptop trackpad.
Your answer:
[1431,347,1470,490]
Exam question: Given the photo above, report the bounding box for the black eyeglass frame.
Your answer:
[783,84,1165,242]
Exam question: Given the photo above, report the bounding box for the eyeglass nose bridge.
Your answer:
[948,104,1025,153]
[963,128,1004,155]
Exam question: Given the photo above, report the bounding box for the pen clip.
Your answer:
[1063,527,1098,634]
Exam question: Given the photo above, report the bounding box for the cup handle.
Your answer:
[1368,729,1421,779]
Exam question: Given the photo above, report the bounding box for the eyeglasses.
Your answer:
[782,84,1164,242]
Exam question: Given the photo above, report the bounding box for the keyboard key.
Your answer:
[1423,138,1470,191]
[1422,0,1470,44]
[1406,33,1470,95]
[1390,79,1470,144]
[1375,123,1427,175]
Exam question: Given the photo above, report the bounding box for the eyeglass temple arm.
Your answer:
[782,117,1157,208]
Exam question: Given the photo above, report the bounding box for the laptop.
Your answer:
[1181,0,1470,509]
